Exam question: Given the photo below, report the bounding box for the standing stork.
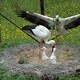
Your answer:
[15,7,80,62]
[16,9,80,42]
[21,25,56,61]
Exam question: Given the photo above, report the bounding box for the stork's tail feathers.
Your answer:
[21,26,27,31]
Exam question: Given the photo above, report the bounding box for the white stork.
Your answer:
[21,24,56,61]
[15,9,80,62]
[50,46,56,64]
[16,9,80,32]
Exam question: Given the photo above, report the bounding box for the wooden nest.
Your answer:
[0,44,80,79]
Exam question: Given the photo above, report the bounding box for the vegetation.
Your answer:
[0,0,80,80]
[0,68,80,80]
[0,68,38,80]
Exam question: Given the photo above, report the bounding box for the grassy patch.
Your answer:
[0,68,38,80]
[0,68,80,80]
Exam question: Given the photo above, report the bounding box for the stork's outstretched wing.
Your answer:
[64,14,80,29]
[16,9,53,29]
[15,6,80,30]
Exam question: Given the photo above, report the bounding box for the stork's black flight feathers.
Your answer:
[21,25,37,35]
[65,18,80,30]
[15,9,80,30]
[16,10,51,29]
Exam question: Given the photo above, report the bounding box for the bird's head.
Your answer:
[49,40,56,46]
[41,47,46,52]
[56,15,59,19]
[55,15,59,21]
[49,40,56,52]
[52,46,56,52]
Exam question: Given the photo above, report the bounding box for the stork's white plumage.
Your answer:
[41,47,49,61]
[21,25,55,61]
[50,46,56,64]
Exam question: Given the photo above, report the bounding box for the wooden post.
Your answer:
[40,0,44,15]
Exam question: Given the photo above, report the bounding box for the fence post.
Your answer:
[40,0,44,15]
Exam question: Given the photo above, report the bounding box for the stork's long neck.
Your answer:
[42,49,46,56]
[52,50,55,56]
[52,46,55,52]
[52,46,56,56]
[44,39,51,45]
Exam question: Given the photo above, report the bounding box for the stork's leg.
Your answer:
[57,35,62,42]
[55,33,62,42]
[39,40,49,61]
[39,41,44,61]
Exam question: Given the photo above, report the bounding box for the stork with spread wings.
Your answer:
[15,8,80,36]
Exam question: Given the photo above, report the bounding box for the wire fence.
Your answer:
[0,0,80,46]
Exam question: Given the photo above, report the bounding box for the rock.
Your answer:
[18,56,29,64]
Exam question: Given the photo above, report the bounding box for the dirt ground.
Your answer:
[0,44,80,78]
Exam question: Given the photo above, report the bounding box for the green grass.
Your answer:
[0,68,80,80]
[0,0,80,80]
[0,0,80,48]
[0,68,38,80]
